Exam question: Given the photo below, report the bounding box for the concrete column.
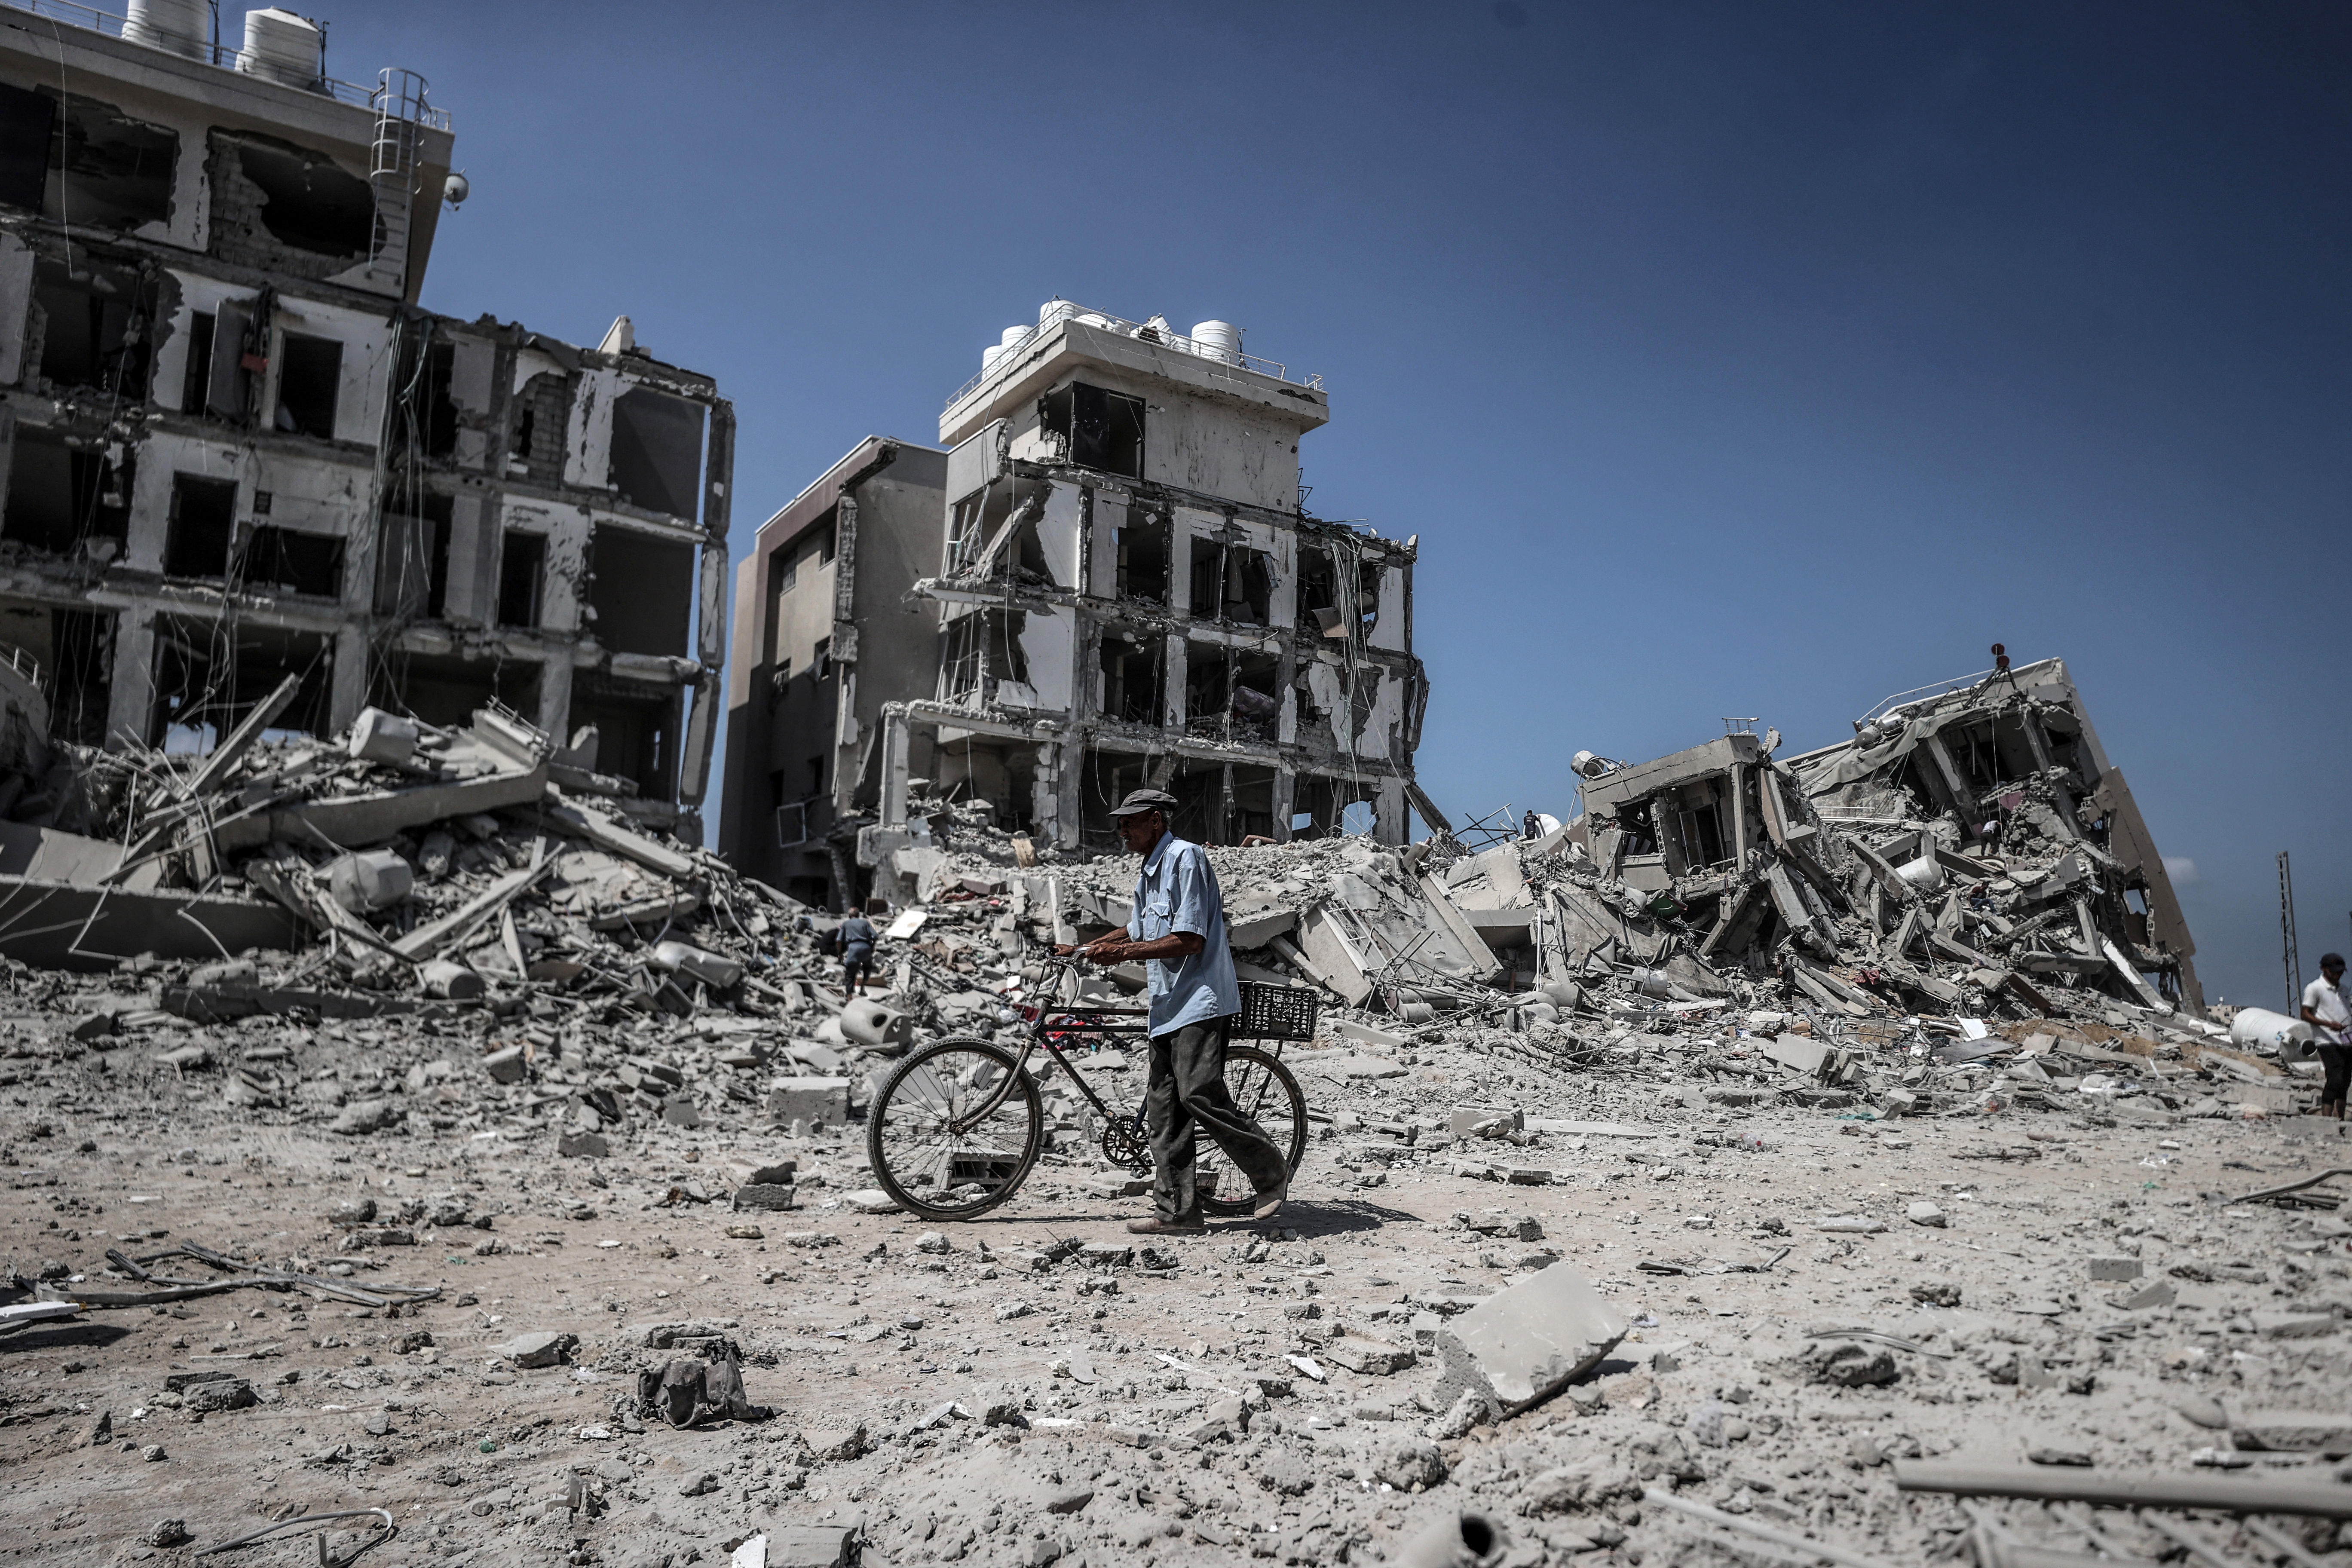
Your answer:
[1272,766,1295,843]
[878,708,911,829]
[1164,635,1187,729]
[1376,775,1407,846]
[536,653,573,743]
[1056,734,1085,853]
[103,607,155,750]
[327,625,368,735]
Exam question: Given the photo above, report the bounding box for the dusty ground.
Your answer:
[5,1015,2352,1568]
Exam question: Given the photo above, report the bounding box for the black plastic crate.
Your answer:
[1236,982,1319,1041]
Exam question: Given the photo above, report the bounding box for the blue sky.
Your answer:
[327,2,2348,1010]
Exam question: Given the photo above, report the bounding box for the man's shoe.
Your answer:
[1127,1216,1204,1236]
[1253,1179,1289,1220]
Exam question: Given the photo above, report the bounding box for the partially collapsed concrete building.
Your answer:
[720,300,1434,910]
[0,3,731,830]
[1567,653,2202,1018]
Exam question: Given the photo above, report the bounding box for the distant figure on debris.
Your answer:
[2302,952,2350,1120]
[1055,787,1289,1236]
[837,909,878,995]
[1522,809,1540,840]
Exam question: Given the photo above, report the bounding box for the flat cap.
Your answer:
[1108,787,1179,817]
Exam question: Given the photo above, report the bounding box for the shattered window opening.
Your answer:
[607,386,706,521]
[223,135,374,259]
[35,84,175,232]
[3,432,129,555]
[238,524,344,598]
[1040,382,1144,479]
[496,530,546,630]
[162,473,237,579]
[273,331,341,438]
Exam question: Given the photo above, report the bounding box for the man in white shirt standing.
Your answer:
[2301,952,2350,1121]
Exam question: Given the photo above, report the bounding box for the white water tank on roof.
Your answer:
[1191,320,1240,364]
[237,8,321,88]
[125,0,210,59]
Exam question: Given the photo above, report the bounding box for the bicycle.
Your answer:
[864,962,1315,1223]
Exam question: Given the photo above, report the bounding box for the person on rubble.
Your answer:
[836,906,878,996]
[2301,952,2351,1120]
[1056,787,1290,1235]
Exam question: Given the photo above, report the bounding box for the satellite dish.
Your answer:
[443,171,470,208]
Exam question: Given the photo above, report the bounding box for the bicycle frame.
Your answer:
[953,999,1150,1140]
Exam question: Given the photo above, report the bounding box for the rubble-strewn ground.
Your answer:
[6,999,2350,1568]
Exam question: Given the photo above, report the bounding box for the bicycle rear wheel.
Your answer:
[1199,1045,1308,1219]
[866,1037,1044,1222]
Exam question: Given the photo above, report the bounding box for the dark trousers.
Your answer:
[2319,1044,2351,1108]
[1147,1019,1289,1224]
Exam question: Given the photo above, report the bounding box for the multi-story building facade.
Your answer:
[719,301,1435,910]
[0,2,732,826]
[717,435,948,906]
[878,301,1432,859]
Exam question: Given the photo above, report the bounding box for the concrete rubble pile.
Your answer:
[5,655,2350,1568]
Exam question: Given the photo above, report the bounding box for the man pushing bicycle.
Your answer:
[1057,788,1291,1234]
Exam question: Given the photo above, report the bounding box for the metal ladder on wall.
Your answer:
[364,69,431,294]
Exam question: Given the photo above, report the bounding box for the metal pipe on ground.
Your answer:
[1891,1461,2352,1519]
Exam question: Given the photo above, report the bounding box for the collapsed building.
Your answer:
[0,2,732,830]
[1560,653,2201,1020]
[717,300,1434,910]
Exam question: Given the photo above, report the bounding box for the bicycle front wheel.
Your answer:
[1199,1045,1309,1219]
[866,1037,1044,1222]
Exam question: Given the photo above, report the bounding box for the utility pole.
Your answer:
[2278,851,2300,1013]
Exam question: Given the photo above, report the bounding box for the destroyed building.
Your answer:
[1564,653,2203,1021]
[874,303,1431,864]
[716,436,948,907]
[0,3,732,827]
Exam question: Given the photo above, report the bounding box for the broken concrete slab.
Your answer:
[766,1078,852,1126]
[1427,1261,1624,1416]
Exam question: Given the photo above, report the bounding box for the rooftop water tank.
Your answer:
[1191,320,1240,364]
[124,0,210,59]
[237,8,320,89]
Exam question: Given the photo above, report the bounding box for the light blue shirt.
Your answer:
[1128,831,1241,1038]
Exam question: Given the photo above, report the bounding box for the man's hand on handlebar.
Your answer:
[1054,931,1206,966]
[1054,938,1133,966]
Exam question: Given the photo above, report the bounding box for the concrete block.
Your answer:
[181,1377,255,1412]
[1906,1201,1947,1228]
[557,1131,609,1159]
[2113,1278,2175,1311]
[482,1046,527,1084]
[1428,1260,1624,1416]
[2251,1311,2337,1339]
[1326,1335,1415,1375]
[492,1330,576,1368]
[1764,1034,1830,1076]
[2229,1409,2352,1452]
[766,1077,852,1126]
[732,1183,796,1212]
[766,1525,857,1567]
[1332,1018,1408,1053]
[1447,1106,1522,1137]
[660,1096,702,1128]
[2086,1255,2142,1282]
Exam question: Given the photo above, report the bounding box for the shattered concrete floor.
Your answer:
[6,1024,2351,1568]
